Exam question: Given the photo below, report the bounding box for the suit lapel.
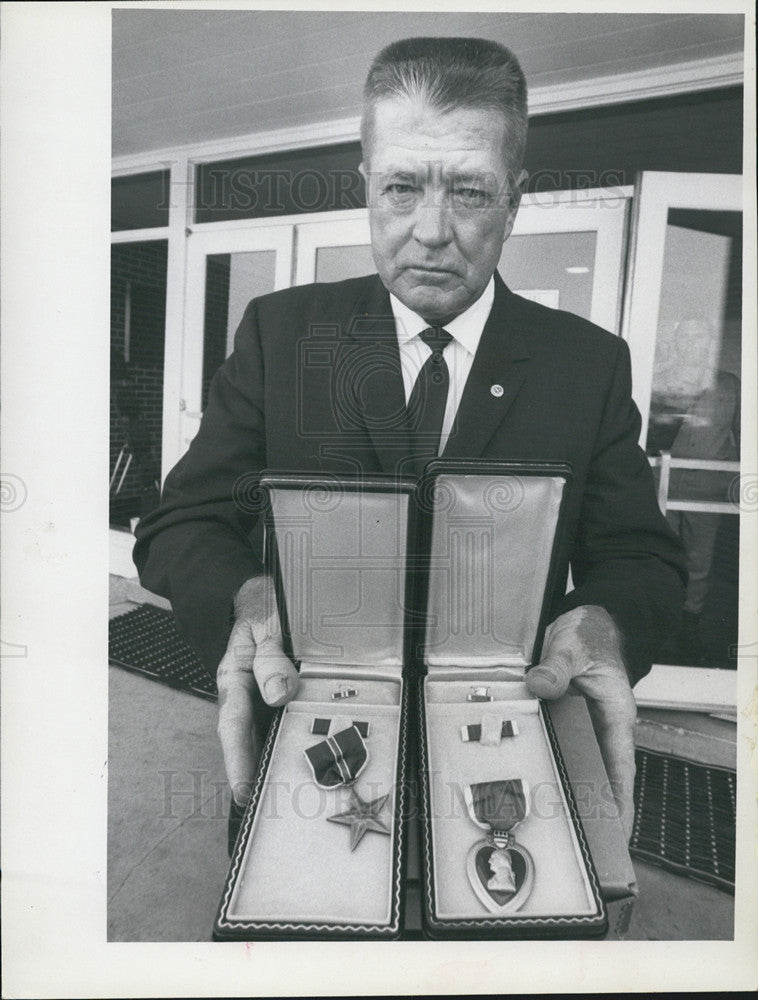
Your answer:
[339,273,534,470]
[344,276,414,475]
[443,274,532,459]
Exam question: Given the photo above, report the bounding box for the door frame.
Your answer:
[621,171,743,445]
[177,224,295,462]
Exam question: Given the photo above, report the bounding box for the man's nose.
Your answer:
[412,202,452,247]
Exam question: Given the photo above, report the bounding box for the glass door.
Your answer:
[176,224,294,463]
[503,186,630,333]
[294,211,373,284]
[622,172,742,671]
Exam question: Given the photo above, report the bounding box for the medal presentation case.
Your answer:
[214,475,415,940]
[415,460,607,938]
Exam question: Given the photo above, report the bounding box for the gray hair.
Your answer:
[361,37,528,172]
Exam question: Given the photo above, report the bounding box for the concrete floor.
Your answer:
[108,664,229,940]
[108,586,735,943]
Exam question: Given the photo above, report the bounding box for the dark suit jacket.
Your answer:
[134,272,686,683]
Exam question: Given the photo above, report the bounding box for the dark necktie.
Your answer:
[406,326,453,475]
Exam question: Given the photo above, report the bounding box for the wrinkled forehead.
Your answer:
[363,95,513,173]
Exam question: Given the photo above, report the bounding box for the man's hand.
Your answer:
[216,575,299,807]
[525,605,637,841]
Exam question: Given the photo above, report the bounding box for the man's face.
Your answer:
[361,97,525,325]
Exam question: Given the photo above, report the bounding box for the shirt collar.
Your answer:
[390,275,495,355]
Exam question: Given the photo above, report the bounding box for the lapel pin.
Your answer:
[490,384,504,397]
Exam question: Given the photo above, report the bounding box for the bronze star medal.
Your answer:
[304,723,392,850]
[327,787,391,851]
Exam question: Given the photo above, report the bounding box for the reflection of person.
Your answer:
[487,849,517,893]
[671,370,740,597]
[647,315,740,662]
[669,370,740,661]
[134,37,686,843]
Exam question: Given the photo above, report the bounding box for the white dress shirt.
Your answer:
[390,276,495,453]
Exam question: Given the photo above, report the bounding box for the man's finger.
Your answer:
[219,713,259,807]
[525,652,575,700]
[217,628,259,807]
[573,671,637,842]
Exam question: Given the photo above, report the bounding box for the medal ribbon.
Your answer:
[461,719,518,743]
[464,779,530,832]
[304,723,368,788]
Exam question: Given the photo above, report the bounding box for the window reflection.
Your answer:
[658,512,739,668]
[646,209,741,668]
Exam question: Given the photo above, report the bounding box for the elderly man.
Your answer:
[134,37,686,844]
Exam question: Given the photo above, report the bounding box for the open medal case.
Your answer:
[415,460,607,938]
[214,474,415,940]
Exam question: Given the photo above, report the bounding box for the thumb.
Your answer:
[253,636,300,707]
[525,652,574,700]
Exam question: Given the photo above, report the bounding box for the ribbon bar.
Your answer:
[304,724,368,788]
[464,779,530,833]
[332,687,358,700]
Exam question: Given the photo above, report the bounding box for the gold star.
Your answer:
[327,787,391,851]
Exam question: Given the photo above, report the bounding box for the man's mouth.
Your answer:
[406,264,453,273]
[404,265,457,282]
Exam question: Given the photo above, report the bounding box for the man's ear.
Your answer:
[513,168,528,203]
[503,168,528,242]
[359,161,370,206]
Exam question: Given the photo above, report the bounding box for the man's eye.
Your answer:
[384,183,419,206]
[453,187,489,208]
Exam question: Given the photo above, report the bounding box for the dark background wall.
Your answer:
[524,86,742,191]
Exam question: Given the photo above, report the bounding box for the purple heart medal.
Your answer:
[304,723,391,851]
[463,779,534,914]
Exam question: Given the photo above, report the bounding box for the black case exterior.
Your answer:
[414,459,608,939]
[214,474,415,941]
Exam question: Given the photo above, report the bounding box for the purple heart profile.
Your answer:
[466,840,534,914]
